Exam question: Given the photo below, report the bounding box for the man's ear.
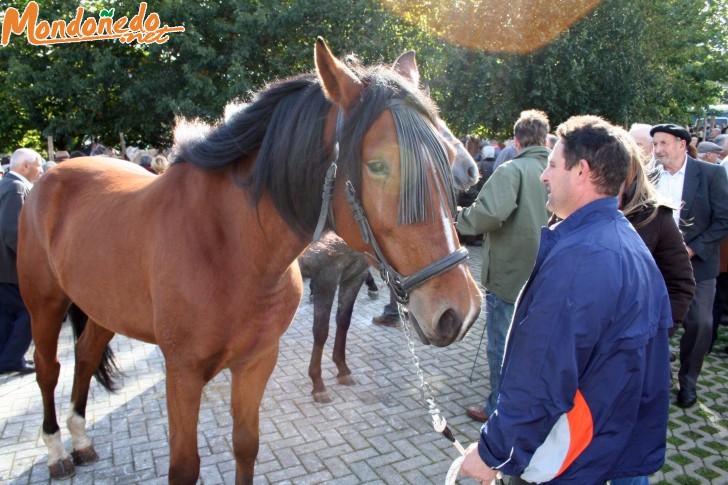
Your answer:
[577,159,591,180]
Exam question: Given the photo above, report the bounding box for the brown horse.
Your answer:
[18,38,482,484]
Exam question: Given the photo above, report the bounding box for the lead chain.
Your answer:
[397,303,435,406]
[397,303,467,457]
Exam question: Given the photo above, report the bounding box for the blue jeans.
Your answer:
[610,477,649,485]
[483,292,514,415]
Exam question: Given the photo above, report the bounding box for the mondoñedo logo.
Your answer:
[1,2,185,46]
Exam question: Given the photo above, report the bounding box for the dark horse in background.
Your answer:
[300,50,479,403]
[18,38,482,484]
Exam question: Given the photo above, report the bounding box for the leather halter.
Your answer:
[313,108,468,304]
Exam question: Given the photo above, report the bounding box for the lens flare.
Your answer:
[380,0,602,54]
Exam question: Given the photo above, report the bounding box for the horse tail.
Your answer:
[68,303,120,392]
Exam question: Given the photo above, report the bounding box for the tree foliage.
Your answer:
[0,0,726,154]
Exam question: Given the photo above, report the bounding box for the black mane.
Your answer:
[172,65,449,237]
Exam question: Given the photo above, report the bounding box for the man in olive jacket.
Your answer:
[457,110,551,422]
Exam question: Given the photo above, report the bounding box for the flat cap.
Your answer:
[698,141,723,154]
[650,123,691,144]
[54,150,70,161]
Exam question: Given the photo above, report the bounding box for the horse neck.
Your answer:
[162,163,309,278]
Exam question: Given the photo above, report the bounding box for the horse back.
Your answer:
[20,157,161,341]
[298,232,370,286]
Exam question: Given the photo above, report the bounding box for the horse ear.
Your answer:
[392,50,419,87]
[315,37,362,109]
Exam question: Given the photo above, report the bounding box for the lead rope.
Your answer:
[397,303,504,485]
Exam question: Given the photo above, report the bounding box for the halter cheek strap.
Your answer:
[312,109,344,242]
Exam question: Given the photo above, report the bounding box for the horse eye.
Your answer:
[367,160,389,175]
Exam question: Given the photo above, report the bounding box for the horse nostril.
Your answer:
[467,166,478,178]
[437,308,460,338]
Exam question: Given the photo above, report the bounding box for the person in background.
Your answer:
[54,151,70,162]
[697,141,724,165]
[629,123,653,160]
[151,155,170,175]
[546,133,558,149]
[0,148,43,375]
[492,139,518,171]
[651,123,728,408]
[40,160,56,174]
[618,131,695,339]
[458,110,551,423]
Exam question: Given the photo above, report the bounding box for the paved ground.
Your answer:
[0,245,727,484]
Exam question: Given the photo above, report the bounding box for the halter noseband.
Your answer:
[312,108,468,305]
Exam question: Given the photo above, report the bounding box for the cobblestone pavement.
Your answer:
[0,245,727,484]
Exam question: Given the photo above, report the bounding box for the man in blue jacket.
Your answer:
[460,116,672,484]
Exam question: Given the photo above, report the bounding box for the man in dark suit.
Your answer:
[0,148,43,375]
[652,124,728,407]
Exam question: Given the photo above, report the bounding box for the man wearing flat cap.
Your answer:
[651,123,728,408]
[697,141,723,165]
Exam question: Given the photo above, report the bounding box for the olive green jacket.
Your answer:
[456,146,551,303]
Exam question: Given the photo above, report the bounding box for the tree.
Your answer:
[1,0,726,153]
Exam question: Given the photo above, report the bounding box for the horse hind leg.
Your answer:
[67,315,116,467]
[332,272,367,386]
[308,278,337,403]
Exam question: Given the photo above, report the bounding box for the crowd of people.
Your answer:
[0,143,170,179]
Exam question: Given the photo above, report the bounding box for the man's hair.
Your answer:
[556,115,629,196]
[9,148,41,168]
[514,110,549,148]
[628,123,653,139]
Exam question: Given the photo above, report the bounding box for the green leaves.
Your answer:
[0,0,725,154]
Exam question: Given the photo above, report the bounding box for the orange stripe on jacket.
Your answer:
[556,389,594,477]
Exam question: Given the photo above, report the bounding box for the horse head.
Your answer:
[314,38,482,346]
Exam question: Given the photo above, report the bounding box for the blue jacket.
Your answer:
[478,197,672,484]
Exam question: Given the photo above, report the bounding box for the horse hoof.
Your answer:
[312,391,333,404]
[49,457,75,479]
[368,289,379,300]
[72,446,99,466]
[337,374,356,386]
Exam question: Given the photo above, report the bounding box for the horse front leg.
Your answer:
[67,320,115,467]
[230,348,279,484]
[164,360,207,485]
[308,280,336,403]
[332,276,365,386]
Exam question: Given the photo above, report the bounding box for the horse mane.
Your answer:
[171,65,455,237]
